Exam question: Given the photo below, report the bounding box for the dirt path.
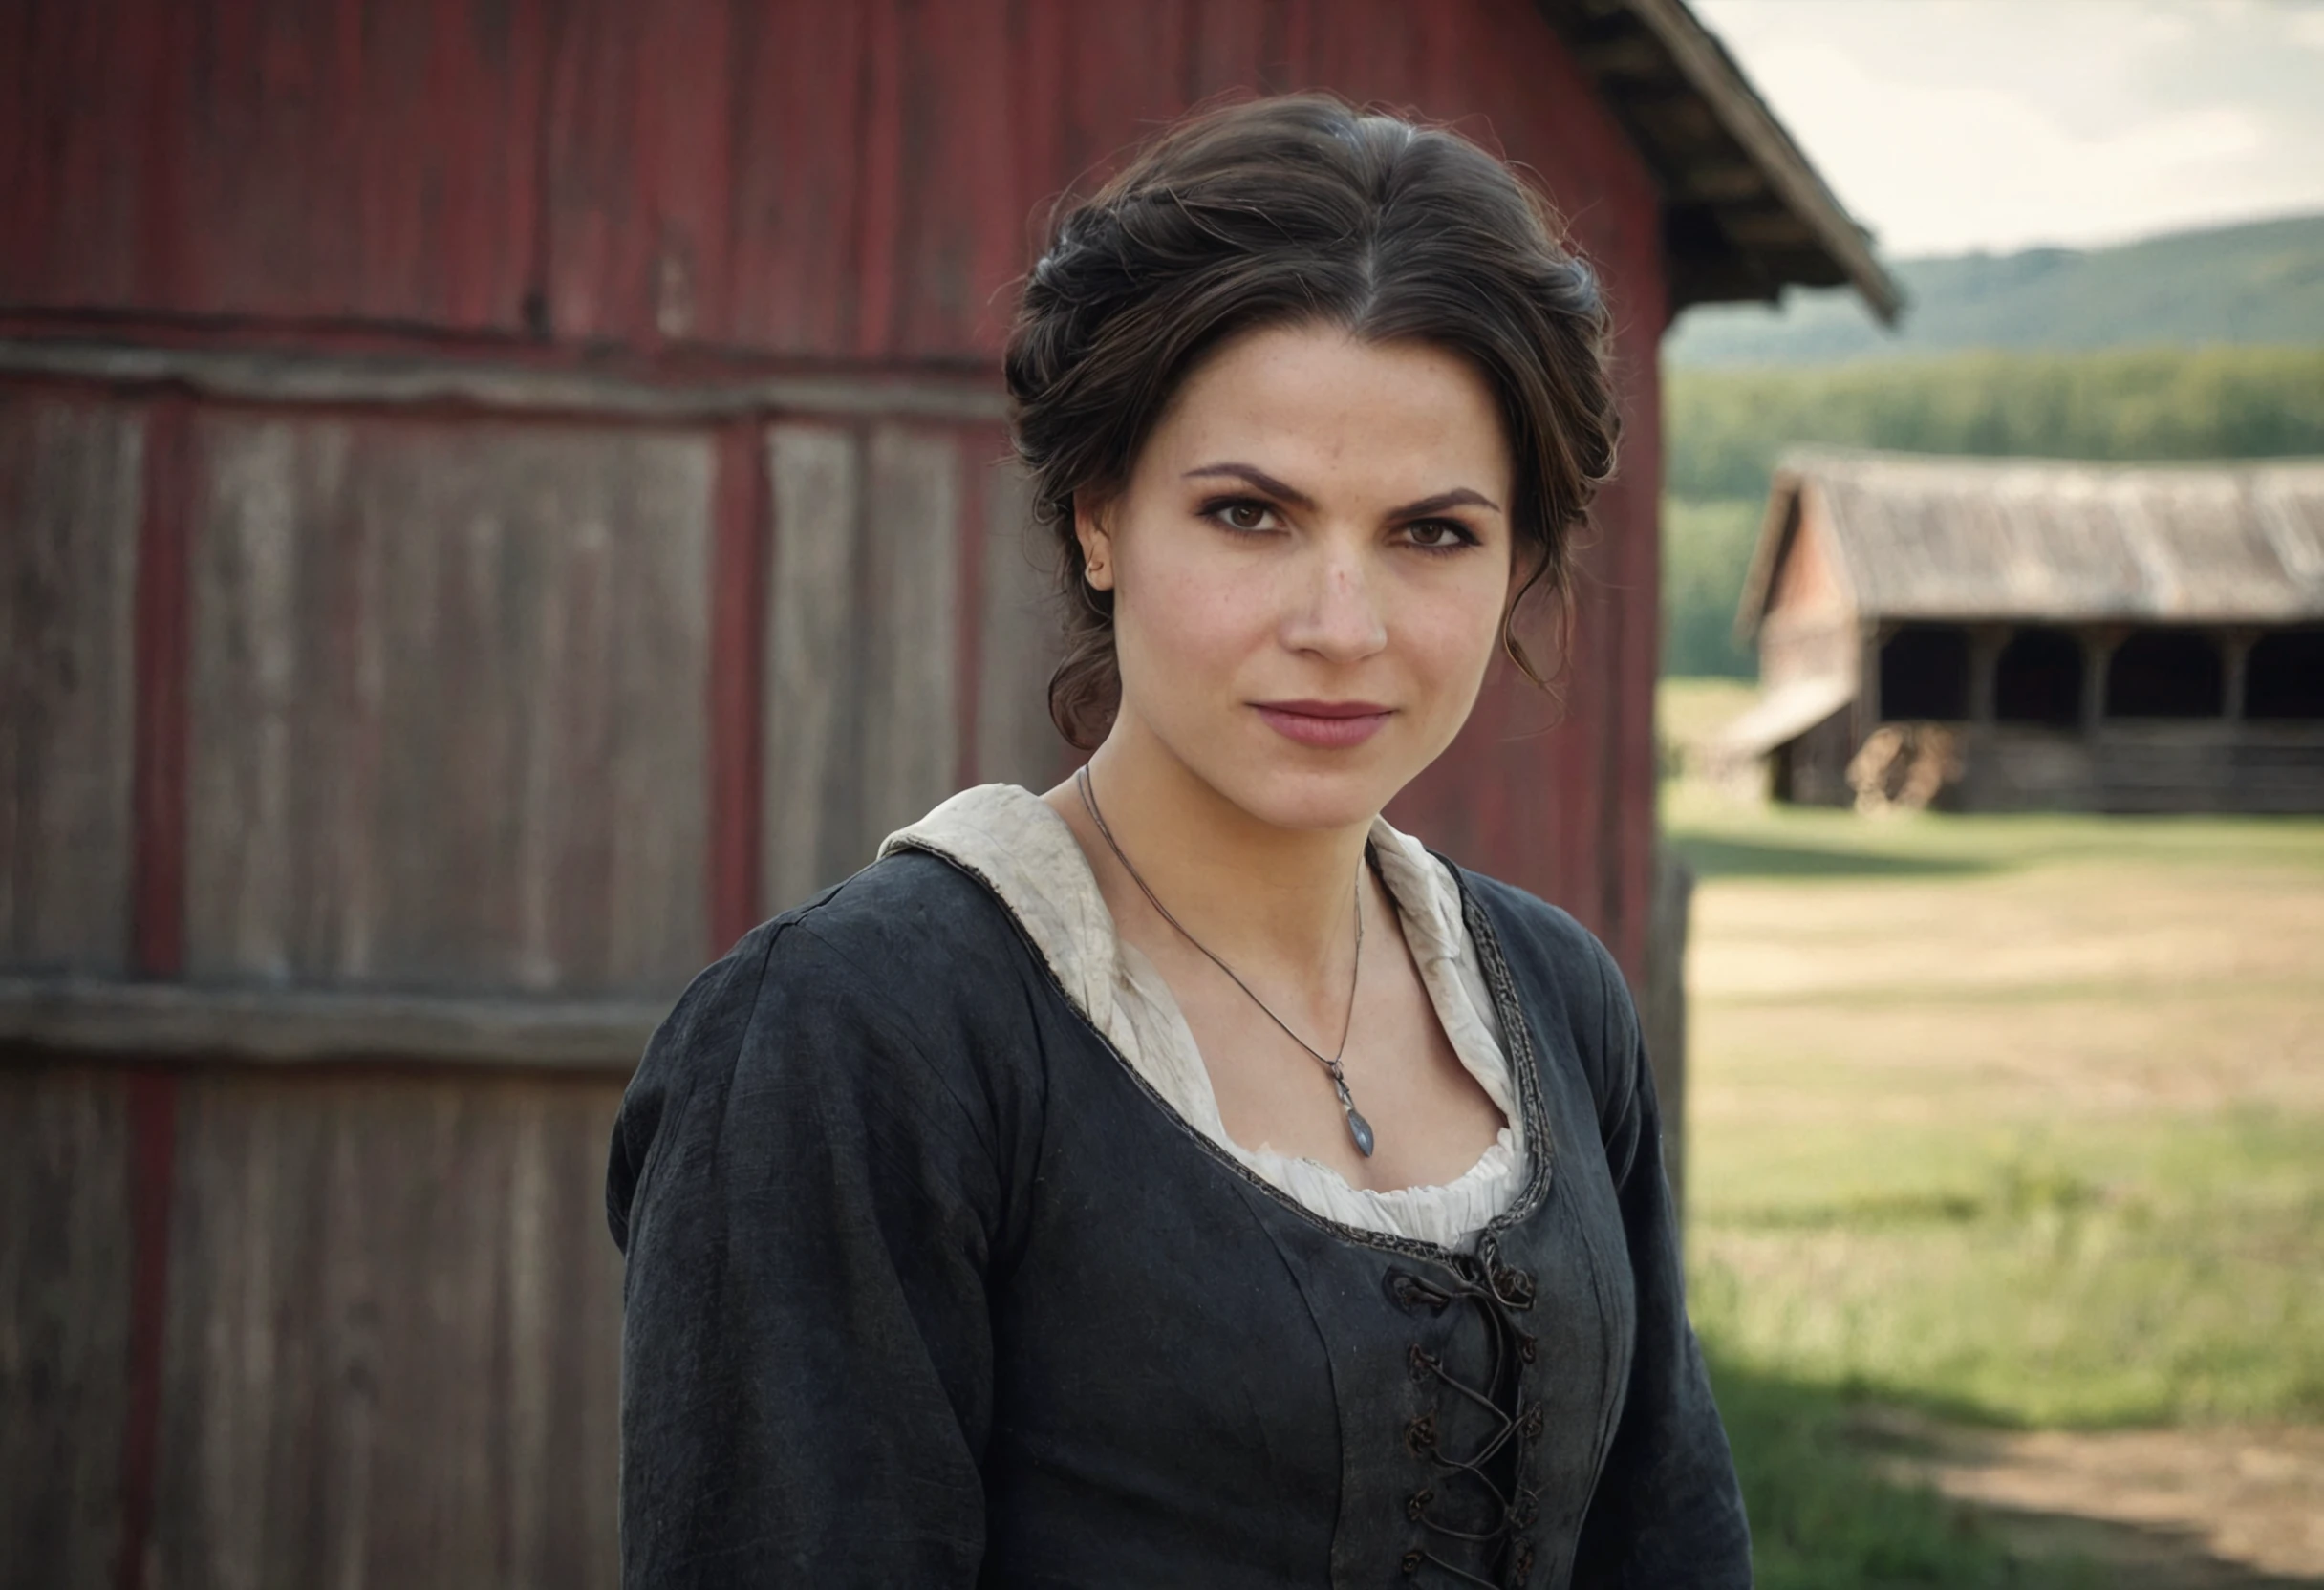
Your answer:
[1853,1409,2324,1585]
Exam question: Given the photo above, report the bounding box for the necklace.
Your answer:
[1075,763,1376,1157]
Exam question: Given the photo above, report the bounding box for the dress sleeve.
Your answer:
[607,919,1001,1587]
[1569,944,1753,1588]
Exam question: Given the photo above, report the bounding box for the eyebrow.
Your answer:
[1183,462,1502,519]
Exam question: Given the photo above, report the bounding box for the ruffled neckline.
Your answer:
[882,784,1525,1250]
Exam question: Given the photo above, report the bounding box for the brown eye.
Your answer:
[1216,501,1274,532]
[1406,520,1471,549]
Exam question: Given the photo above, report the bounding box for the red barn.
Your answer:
[0,3,1890,1584]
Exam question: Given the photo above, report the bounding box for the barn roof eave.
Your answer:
[1765,446,2324,627]
[1538,0,1904,323]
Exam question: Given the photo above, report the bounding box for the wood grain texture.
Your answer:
[760,424,865,915]
[723,0,872,355]
[0,0,547,329]
[0,0,1676,977]
[543,0,734,347]
[0,341,1011,423]
[133,395,194,983]
[149,1068,623,1590]
[1642,846,1691,1217]
[0,1066,133,1590]
[184,414,712,998]
[708,423,770,951]
[0,979,660,1070]
[861,425,963,848]
[0,394,141,976]
[973,455,1067,791]
[886,3,1022,358]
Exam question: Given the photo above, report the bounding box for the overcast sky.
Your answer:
[1690,0,2324,258]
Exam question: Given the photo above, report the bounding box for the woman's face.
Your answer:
[1080,321,1518,832]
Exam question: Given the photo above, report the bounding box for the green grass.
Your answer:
[1709,1353,2108,1590]
[1656,702,2324,1579]
[1691,1111,2324,1430]
[1663,775,2324,879]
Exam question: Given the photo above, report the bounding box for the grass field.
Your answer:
[1660,678,2324,1587]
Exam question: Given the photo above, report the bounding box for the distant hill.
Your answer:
[1665,213,2324,368]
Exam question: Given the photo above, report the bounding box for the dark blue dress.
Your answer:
[606,846,1749,1588]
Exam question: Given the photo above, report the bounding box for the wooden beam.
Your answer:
[0,338,1009,423]
[1624,0,1900,316]
[1713,206,1819,248]
[1664,158,1767,204]
[1574,32,1666,77]
[0,979,661,1070]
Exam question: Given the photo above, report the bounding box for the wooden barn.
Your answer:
[1723,449,2324,812]
[0,4,1893,1585]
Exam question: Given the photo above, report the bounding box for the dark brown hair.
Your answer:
[1004,93,1620,750]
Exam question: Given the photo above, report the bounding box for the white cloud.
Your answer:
[1693,0,2324,256]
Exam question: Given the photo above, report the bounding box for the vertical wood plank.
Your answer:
[952,438,991,795]
[117,1066,178,1590]
[121,390,192,1590]
[0,394,141,976]
[150,1070,624,1590]
[543,0,734,347]
[0,0,547,328]
[862,425,962,846]
[7,0,549,330]
[1185,0,1271,101]
[1057,0,1194,196]
[0,0,162,311]
[132,395,191,980]
[708,423,768,950]
[185,416,713,998]
[890,3,1022,358]
[1603,301,1670,976]
[974,456,1067,790]
[184,0,549,329]
[853,0,907,359]
[0,1068,133,1590]
[721,0,870,355]
[760,424,864,913]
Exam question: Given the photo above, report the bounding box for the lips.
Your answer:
[1252,699,1394,749]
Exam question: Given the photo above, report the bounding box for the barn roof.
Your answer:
[1739,449,2324,632]
[1542,0,1903,321]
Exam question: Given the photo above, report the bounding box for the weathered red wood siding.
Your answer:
[182,413,716,996]
[3,0,1665,968]
[0,396,142,976]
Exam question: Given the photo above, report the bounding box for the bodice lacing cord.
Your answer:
[1388,1235,1544,1588]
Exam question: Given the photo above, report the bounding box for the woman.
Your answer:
[608,94,1748,1589]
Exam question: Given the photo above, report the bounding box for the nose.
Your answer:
[1280,540,1388,663]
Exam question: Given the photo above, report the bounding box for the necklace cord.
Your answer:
[1074,764,1375,1155]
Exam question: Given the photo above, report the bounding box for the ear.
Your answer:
[1073,492,1117,591]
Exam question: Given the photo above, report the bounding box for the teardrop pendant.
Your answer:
[1330,1072,1375,1157]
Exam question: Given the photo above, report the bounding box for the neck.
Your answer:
[1065,716,1375,982]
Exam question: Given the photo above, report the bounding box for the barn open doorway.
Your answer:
[2246,628,2324,720]
[2105,630,2225,719]
[1880,625,1970,720]
[1993,627,2083,726]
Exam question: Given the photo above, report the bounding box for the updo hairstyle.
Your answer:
[1005,93,1620,751]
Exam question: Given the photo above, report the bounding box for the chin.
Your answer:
[1203,746,1415,834]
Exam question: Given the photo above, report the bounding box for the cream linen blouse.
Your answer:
[882,784,1524,1250]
